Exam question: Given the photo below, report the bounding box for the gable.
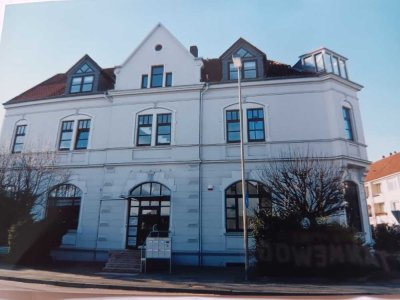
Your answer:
[114,23,203,90]
[219,38,267,81]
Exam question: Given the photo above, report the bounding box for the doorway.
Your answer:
[126,182,171,248]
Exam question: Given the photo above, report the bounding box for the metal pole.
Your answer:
[238,66,249,280]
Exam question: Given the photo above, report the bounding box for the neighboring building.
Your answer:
[365,152,400,226]
[0,24,372,266]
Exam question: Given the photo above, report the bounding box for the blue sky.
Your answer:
[0,0,399,161]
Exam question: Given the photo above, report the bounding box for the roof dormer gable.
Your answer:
[114,23,203,91]
[65,55,104,95]
[219,38,266,81]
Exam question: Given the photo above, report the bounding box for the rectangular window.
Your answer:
[12,125,26,153]
[226,110,240,143]
[70,75,94,93]
[137,115,153,146]
[59,121,74,150]
[374,203,386,215]
[74,119,91,150]
[150,66,164,88]
[141,75,148,88]
[372,183,381,196]
[342,107,354,141]
[229,63,238,80]
[156,113,171,145]
[243,61,257,79]
[247,108,265,141]
[165,72,172,87]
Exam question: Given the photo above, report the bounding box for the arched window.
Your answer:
[344,181,362,232]
[225,180,271,232]
[47,184,82,230]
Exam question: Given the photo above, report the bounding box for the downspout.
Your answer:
[198,82,209,266]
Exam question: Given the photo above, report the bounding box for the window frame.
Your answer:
[243,60,257,79]
[47,184,82,230]
[141,74,148,88]
[58,120,74,151]
[136,115,153,146]
[342,107,355,141]
[156,113,172,146]
[69,75,95,94]
[247,108,265,142]
[226,110,241,143]
[74,119,91,150]
[150,65,164,88]
[12,124,27,153]
[225,180,271,232]
[165,72,172,87]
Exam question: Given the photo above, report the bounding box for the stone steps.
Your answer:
[103,250,142,273]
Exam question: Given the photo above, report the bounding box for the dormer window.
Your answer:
[299,48,348,79]
[229,60,257,80]
[69,63,95,94]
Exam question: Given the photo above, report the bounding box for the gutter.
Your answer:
[198,82,209,266]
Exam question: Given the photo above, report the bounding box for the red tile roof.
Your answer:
[200,58,314,83]
[365,152,400,181]
[5,67,115,105]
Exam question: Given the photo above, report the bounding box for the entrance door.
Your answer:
[126,182,171,249]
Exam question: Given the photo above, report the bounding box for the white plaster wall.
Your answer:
[366,173,400,226]
[114,24,203,90]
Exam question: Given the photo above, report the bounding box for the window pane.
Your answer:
[315,53,324,72]
[141,75,148,88]
[332,57,340,75]
[139,127,152,136]
[129,217,138,226]
[157,135,171,144]
[339,60,347,78]
[138,135,151,145]
[323,53,333,73]
[227,208,236,218]
[166,73,172,87]
[141,183,151,195]
[161,207,170,216]
[13,144,22,153]
[82,84,92,92]
[59,140,71,150]
[229,63,238,80]
[244,61,256,79]
[151,66,164,88]
[72,77,82,84]
[70,85,80,93]
[227,219,237,230]
[84,75,94,83]
[228,132,240,142]
[226,197,236,208]
[304,56,315,71]
[130,207,139,216]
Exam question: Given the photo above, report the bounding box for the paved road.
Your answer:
[1,279,399,300]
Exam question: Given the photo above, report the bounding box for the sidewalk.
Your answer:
[0,262,399,296]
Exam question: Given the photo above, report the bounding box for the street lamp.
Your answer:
[232,54,249,280]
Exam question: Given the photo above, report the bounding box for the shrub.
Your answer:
[6,210,71,265]
[252,209,384,277]
[373,224,400,253]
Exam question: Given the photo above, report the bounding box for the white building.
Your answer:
[365,152,400,226]
[0,24,372,266]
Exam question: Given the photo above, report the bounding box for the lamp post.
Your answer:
[232,54,249,280]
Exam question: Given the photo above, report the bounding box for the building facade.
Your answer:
[0,24,372,266]
[365,152,400,226]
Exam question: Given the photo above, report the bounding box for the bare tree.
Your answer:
[0,151,70,243]
[258,150,346,227]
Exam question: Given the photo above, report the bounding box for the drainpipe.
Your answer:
[198,83,209,266]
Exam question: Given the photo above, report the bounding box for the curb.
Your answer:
[0,275,378,296]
